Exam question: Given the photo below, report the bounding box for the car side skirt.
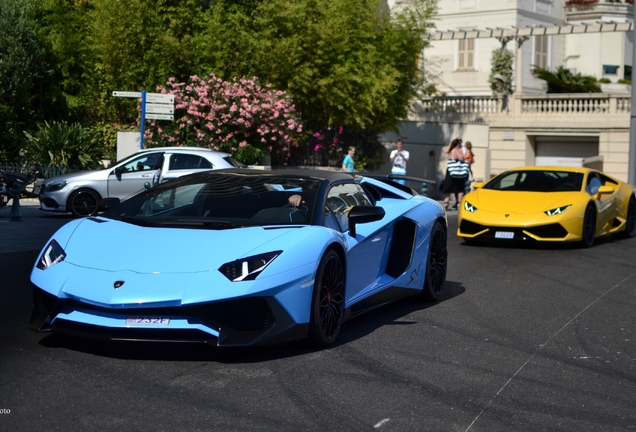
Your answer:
[344,286,421,321]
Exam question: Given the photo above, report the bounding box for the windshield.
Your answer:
[224,156,247,168]
[101,172,321,229]
[484,170,584,192]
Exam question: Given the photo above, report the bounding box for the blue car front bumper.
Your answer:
[30,286,308,346]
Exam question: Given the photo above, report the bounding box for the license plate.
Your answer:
[495,231,514,239]
[126,317,170,325]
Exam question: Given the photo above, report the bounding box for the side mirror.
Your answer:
[471,182,484,190]
[97,197,121,212]
[348,206,385,237]
[113,166,126,176]
[597,185,615,196]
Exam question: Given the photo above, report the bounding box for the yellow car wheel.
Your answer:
[623,195,636,238]
[581,204,596,248]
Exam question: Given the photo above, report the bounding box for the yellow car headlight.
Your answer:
[463,201,478,213]
[544,205,571,216]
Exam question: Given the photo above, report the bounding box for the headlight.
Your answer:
[463,200,478,213]
[544,205,571,216]
[36,240,66,270]
[44,180,67,192]
[219,251,282,282]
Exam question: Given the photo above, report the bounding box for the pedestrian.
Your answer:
[390,139,410,185]
[463,140,475,180]
[342,146,355,172]
[442,137,470,210]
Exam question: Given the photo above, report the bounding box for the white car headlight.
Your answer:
[219,251,282,282]
[544,205,571,216]
[463,200,478,213]
[44,180,68,192]
[36,240,66,270]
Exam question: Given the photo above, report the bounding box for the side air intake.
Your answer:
[385,219,417,278]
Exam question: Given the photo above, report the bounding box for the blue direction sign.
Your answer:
[113,90,175,149]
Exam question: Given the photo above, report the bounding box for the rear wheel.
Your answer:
[68,188,101,217]
[581,204,596,248]
[307,250,345,347]
[422,221,447,301]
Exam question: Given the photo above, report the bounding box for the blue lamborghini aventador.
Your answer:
[30,169,447,347]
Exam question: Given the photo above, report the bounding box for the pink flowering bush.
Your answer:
[308,126,344,166]
[143,74,303,165]
[288,125,385,170]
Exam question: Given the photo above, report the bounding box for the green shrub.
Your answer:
[23,121,105,171]
[532,66,601,93]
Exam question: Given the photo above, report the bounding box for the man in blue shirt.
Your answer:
[342,147,355,172]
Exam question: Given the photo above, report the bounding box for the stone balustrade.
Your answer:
[416,94,631,117]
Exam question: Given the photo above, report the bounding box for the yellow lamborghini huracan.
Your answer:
[458,166,636,247]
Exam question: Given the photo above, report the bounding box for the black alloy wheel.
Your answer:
[623,195,636,238]
[308,249,345,347]
[422,221,448,302]
[581,204,597,248]
[69,189,101,217]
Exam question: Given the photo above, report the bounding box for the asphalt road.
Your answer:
[1,205,635,431]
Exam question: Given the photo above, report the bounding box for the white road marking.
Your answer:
[374,419,390,428]
[465,270,636,431]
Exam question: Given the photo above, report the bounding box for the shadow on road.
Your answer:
[36,281,466,363]
[458,234,622,250]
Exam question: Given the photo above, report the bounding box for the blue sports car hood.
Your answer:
[62,218,301,273]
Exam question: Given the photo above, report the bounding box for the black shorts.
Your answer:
[442,170,468,194]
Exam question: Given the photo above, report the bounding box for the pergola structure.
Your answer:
[429,21,634,41]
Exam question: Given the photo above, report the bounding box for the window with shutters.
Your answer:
[457,39,474,71]
[535,35,549,69]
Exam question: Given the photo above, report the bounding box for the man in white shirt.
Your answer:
[390,139,409,185]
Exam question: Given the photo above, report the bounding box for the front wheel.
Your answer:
[421,221,448,302]
[581,204,597,248]
[68,189,101,217]
[307,249,345,347]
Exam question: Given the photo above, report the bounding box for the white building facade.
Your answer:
[381,0,634,187]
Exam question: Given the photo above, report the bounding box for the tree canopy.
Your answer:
[0,0,46,159]
[2,0,437,168]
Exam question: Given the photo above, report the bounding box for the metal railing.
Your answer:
[0,162,82,178]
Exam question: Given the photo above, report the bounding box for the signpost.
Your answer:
[112,90,175,149]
